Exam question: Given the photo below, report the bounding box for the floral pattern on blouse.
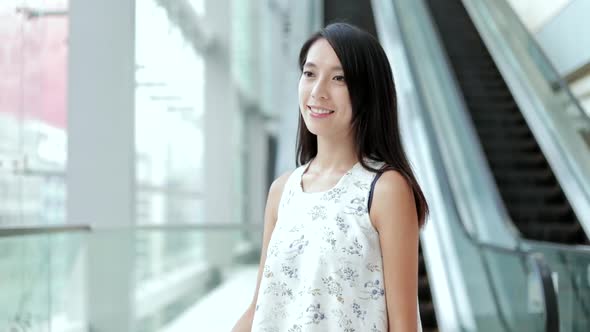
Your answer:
[308,205,328,221]
[343,197,368,216]
[321,187,347,203]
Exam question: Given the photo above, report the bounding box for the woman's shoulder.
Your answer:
[265,170,295,221]
[269,170,294,198]
[374,169,412,193]
[369,169,417,230]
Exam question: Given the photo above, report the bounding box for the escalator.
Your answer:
[424,0,589,245]
[323,2,438,330]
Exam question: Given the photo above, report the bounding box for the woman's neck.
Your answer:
[312,135,358,172]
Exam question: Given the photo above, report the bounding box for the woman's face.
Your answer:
[298,38,353,139]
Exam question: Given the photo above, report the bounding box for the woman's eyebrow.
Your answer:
[304,62,343,71]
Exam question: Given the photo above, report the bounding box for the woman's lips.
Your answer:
[308,106,335,118]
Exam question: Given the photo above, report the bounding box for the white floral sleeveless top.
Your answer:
[251,158,422,332]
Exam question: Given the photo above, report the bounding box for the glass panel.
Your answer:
[0,231,88,331]
[1,226,262,332]
[528,242,590,331]
[48,232,87,331]
[1,234,50,331]
[479,248,550,331]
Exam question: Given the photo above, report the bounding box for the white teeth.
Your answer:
[310,107,334,114]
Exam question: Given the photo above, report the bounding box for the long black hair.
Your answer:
[296,22,429,226]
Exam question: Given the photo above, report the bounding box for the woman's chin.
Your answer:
[308,129,339,140]
[304,124,326,136]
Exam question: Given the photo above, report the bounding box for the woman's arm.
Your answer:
[231,305,255,332]
[370,170,420,332]
[231,171,292,332]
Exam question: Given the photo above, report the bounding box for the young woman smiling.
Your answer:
[232,22,428,332]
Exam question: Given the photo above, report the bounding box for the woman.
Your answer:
[232,22,428,332]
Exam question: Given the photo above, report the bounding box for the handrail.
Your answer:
[527,239,590,323]
[0,222,263,237]
[529,253,560,332]
[0,224,91,237]
[97,223,263,231]
[524,239,590,255]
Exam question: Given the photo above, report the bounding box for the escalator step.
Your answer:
[466,93,514,102]
[450,55,495,62]
[495,177,557,189]
[495,168,554,182]
[468,101,518,110]
[457,72,504,81]
[489,157,546,168]
[509,202,574,219]
[485,149,543,160]
[479,124,531,133]
[460,79,509,90]
[451,48,486,56]
[472,114,526,126]
[494,167,552,176]
[499,185,564,202]
[520,222,583,242]
[481,137,536,149]
[488,150,544,160]
[446,33,486,41]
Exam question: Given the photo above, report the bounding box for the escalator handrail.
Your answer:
[524,238,590,255]
[530,253,560,332]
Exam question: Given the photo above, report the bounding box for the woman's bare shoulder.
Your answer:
[370,169,417,231]
[267,170,294,206]
[269,170,293,195]
[264,170,295,226]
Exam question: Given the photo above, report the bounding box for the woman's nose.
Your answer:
[311,80,328,99]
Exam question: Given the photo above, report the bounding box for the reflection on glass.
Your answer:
[0,0,68,227]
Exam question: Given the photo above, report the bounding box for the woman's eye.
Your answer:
[334,75,345,82]
[303,71,314,77]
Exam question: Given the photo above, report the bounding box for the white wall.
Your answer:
[506,0,590,115]
[506,0,571,32]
